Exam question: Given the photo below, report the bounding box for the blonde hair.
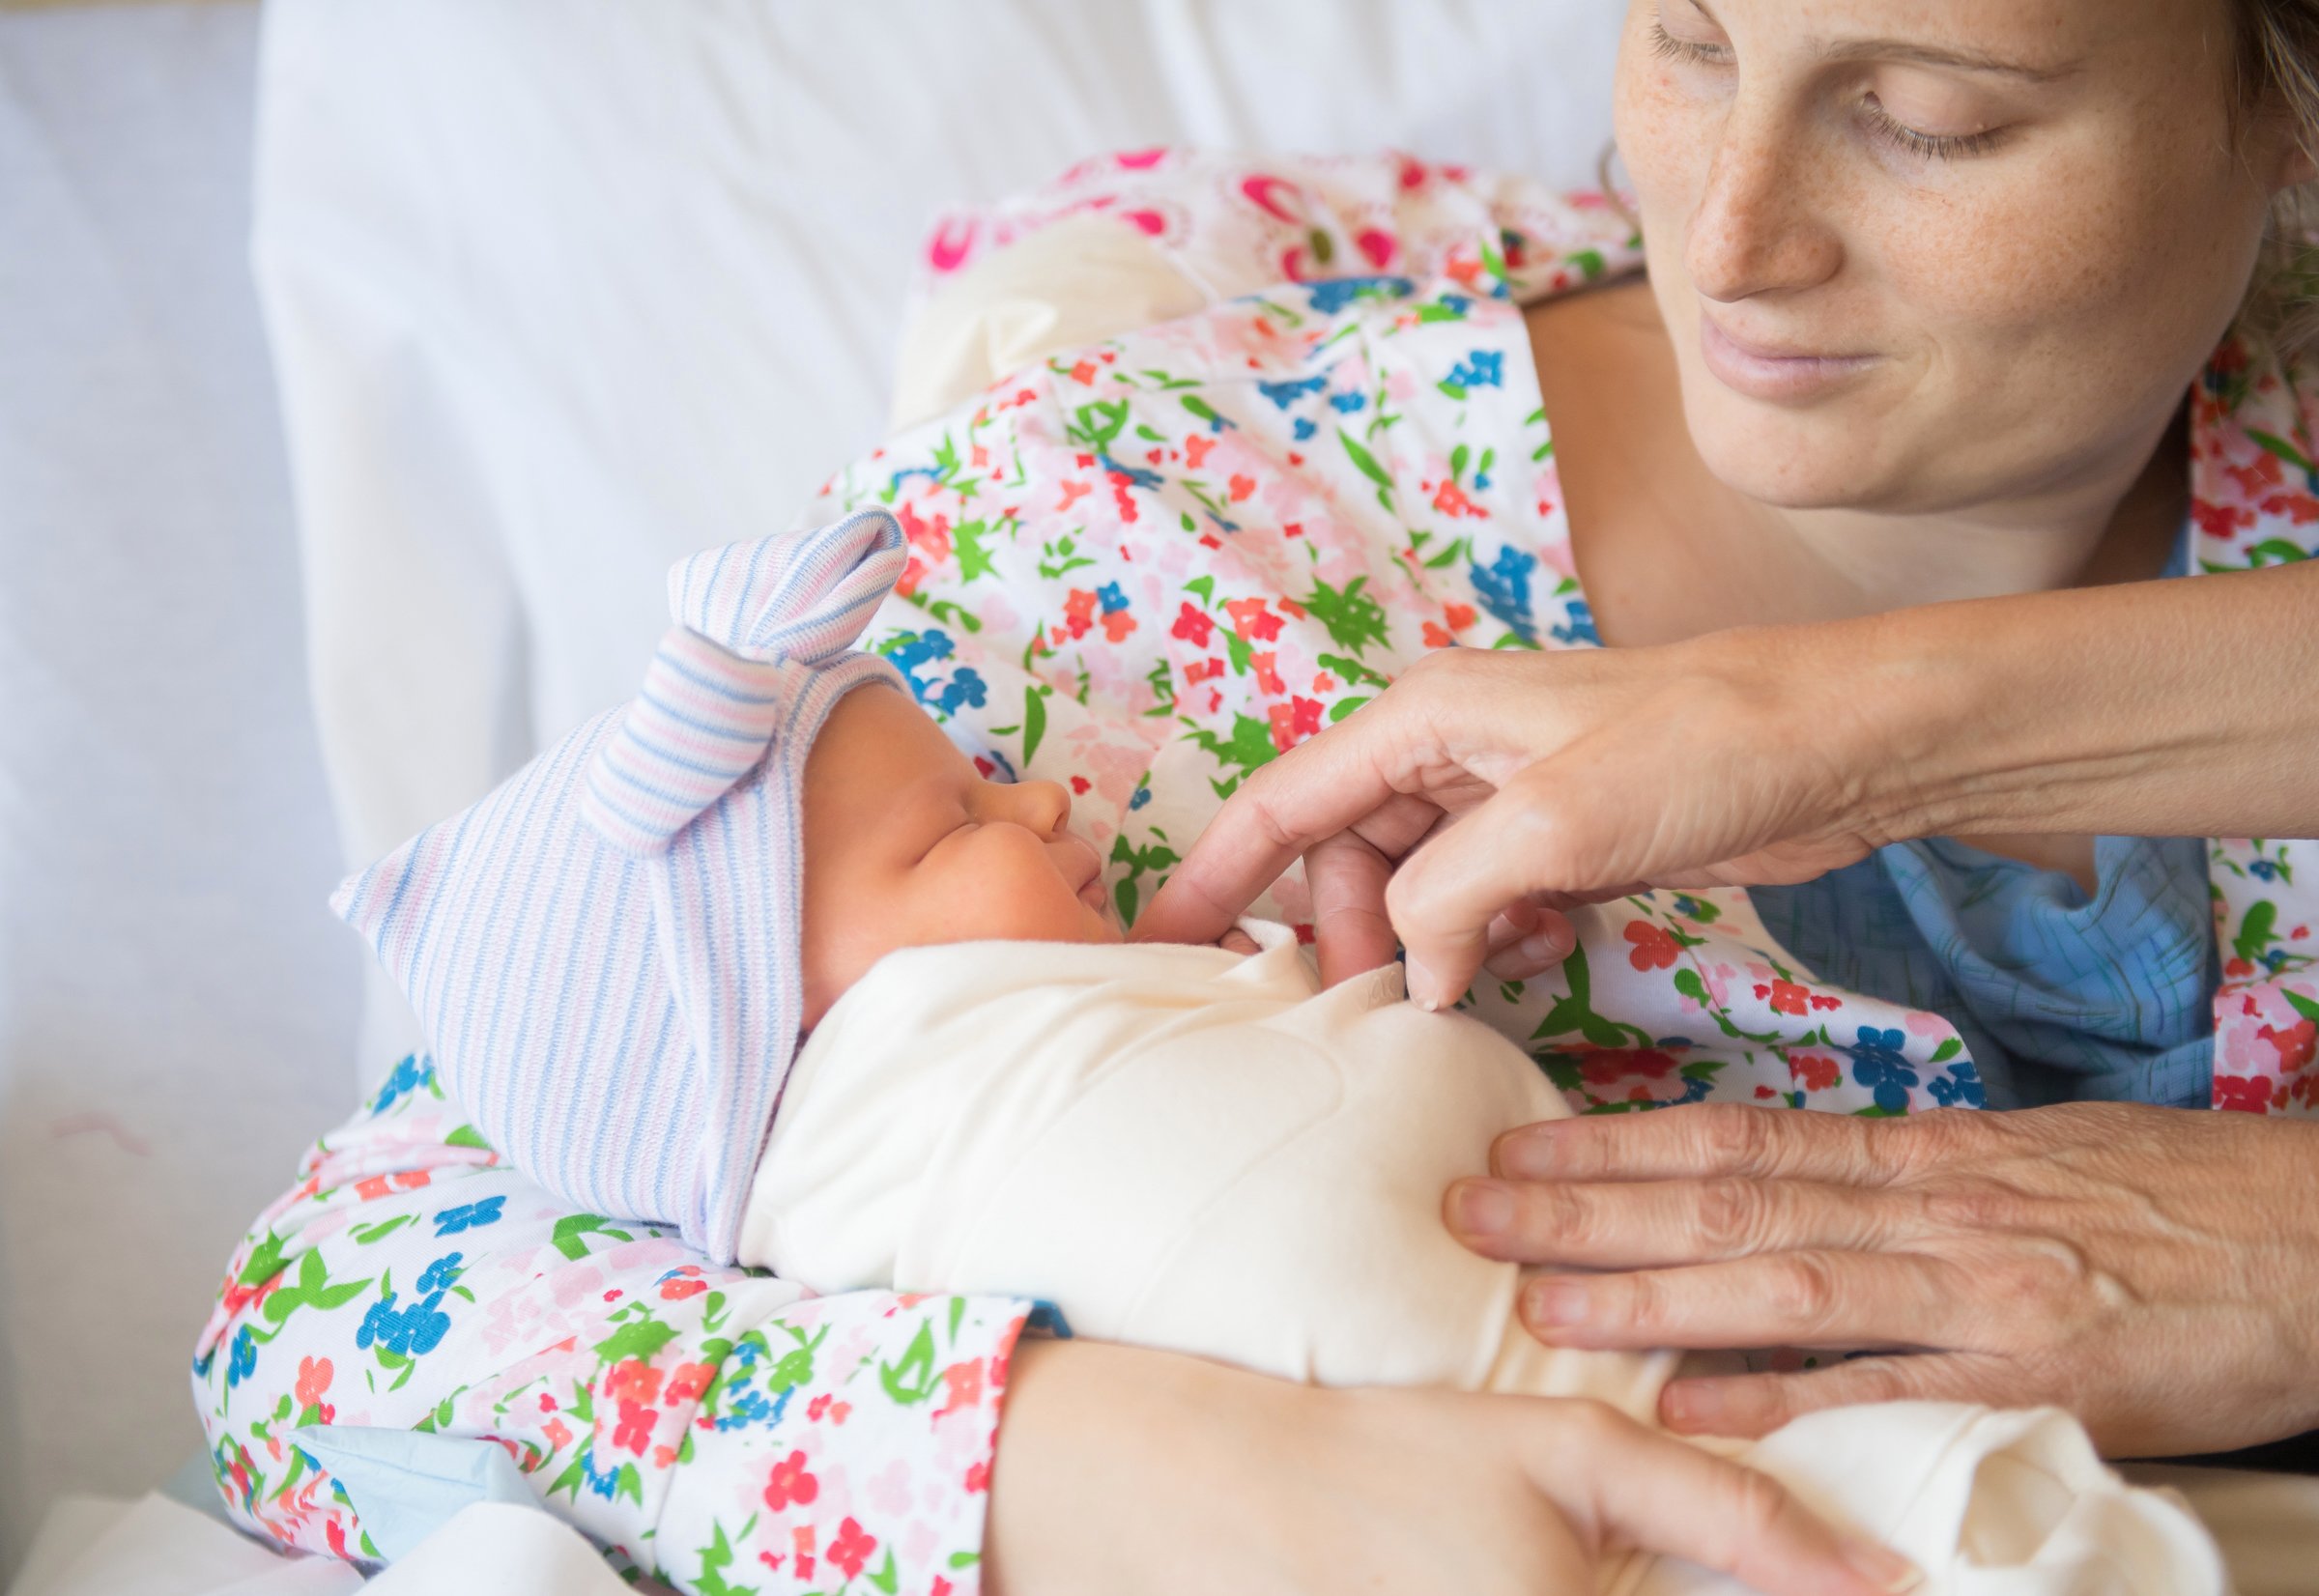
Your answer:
[2237,0,2319,355]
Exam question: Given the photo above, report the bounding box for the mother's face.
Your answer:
[1615,0,2308,515]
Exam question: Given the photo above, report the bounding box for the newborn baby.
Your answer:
[337,513,2219,1596]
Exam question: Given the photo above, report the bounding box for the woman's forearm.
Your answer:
[1829,560,2319,843]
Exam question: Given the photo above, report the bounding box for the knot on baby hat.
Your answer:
[584,508,907,855]
[332,512,906,1263]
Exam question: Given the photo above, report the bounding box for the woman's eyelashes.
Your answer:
[1646,16,2010,164]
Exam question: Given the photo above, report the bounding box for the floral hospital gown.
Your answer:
[196,149,2319,1595]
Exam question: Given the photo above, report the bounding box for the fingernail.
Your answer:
[1660,1380,1722,1432]
[1451,1181,1512,1237]
[1517,929,1570,964]
[1524,1277,1589,1327]
[1839,1536,1920,1593]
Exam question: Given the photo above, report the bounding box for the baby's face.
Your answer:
[799,683,1121,1025]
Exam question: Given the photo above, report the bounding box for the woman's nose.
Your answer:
[1683,99,1841,302]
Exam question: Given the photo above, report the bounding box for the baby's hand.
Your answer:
[1216,927,1261,956]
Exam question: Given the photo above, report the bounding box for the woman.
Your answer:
[1135,0,2319,1463]
[197,0,2319,1591]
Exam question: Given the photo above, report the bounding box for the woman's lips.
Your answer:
[1698,313,1877,402]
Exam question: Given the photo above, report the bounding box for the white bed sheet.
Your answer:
[251,0,1632,1080]
[0,1,360,1583]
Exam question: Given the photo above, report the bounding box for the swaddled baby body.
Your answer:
[338,517,2221,1595]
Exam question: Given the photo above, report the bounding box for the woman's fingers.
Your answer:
[1658,1353,2025,1441]
[1519,1402,1919,1596]
[1511,1250,1967,1354]
[1446,1175,1903,1268]
[1493,1102,1912,1187]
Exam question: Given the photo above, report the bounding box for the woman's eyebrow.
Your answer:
[1681,0,2081,84]
[1813,37,2085,82]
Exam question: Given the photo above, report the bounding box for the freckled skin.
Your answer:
[1614,0,2289,519]
[798,685,1121,1029]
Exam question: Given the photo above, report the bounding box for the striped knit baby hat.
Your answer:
[332,509,908,1262]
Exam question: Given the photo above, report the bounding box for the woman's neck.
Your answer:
[1528,280,2189,648]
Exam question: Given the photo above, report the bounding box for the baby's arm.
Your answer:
[195,1056,1029,1594]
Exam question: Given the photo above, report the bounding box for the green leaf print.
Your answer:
[1301,576,1391,655]
[550,1213,634,1261]
[1335,427,1396,511]
[880,1322,940,1405]
[2235,898,2280,968]
[1022,685,1049,766]
[696,1521,759,1596]
[1528,944,1654,1051]
[594,1316,679,1368]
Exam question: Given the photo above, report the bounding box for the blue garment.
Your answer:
[1749,532,2217,1110]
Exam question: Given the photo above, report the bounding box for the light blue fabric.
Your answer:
[292,1426,544,1562]
[1750,531,2216,1111]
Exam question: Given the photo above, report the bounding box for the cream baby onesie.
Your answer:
[740,924,2222,1595]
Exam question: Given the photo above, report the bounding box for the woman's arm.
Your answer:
[1137,563,2319,1005]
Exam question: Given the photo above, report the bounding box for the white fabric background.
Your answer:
[0,4,360,1582]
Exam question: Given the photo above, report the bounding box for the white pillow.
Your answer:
[253,0,1625,1080]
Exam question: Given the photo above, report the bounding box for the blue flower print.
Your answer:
[1470,545,1538,644]
[1257,375,1326,410]
[1846,1026,1918,1113]
[1549,597,1601,647]
[1304,274,1414,314]
[433,1196,504,1237]
[1443,348,1504,391]
[224,1325,257,1388]
[415,1253,464,1295]
[367,1054,434,1117]
[1926,1060,1988,1108]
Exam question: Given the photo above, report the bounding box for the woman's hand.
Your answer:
[1134,567,2319,1010]
[984,1338,1918,1596]
[1133,633,1905,1006]
[1446,1100,2319,1458]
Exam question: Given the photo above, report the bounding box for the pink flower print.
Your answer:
[613,1399,656,1456]
[936,1357,987,1418]
[1170,602,1215,648]
[295,1356,333,1410]
[868,1458,914,1517]
[764,1449,820,1511]
[1624,921,1679,972]
[1223,597,1282,641]
[828,1518,878,1582]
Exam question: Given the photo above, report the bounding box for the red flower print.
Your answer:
[2260,1018,2317,1074]
[1624,921,1679,971]
[1223,597,1282,641]
[764,1449,820,1511]
[2215,1073,2279,1113]
[613,1400,656,1456]
[829,1518,878,1582]
[937,1357,987,1417]
[1766,980,1810,1017]
[1170,602,1215,647]
[295,1356,333,1409]
[1789,1054,1842,1093]
[663,1361,714,1403]
[604,1359,662,1406]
